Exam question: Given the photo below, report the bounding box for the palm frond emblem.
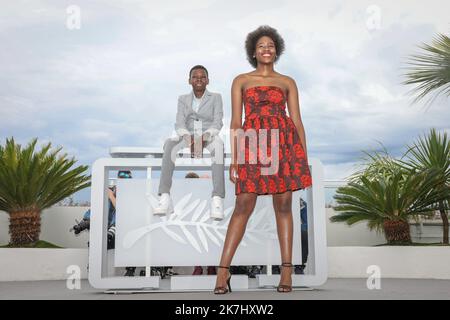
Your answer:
[123,193,277,253]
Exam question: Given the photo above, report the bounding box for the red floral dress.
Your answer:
[235,86,312,195]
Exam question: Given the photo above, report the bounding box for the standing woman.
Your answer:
[214,25,312,294]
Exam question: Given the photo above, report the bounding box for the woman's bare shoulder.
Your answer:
[278,74,297,92]
[234,72,255,81]
[232,73,252,88]
[276,73,295,84]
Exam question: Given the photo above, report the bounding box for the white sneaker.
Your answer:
[210,196,224,220]
[153,193,174,215]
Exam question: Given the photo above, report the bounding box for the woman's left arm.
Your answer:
[286,77,308,160]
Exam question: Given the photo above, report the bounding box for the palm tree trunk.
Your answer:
[439,202,449,244]
[383,220,412,244]
[9,210,41,246]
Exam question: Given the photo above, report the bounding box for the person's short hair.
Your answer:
[245,25,285,68]
[189,65,209,79]
[185,172,200,178]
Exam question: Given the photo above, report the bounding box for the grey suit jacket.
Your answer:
[175,90,223,137]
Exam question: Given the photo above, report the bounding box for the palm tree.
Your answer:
[399,129,450,244]
[403,33,450,107]
[347,144,409,184]
[0,138,90,246]
[331,155,448,244]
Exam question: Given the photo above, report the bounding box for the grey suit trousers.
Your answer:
[158,135,225,198]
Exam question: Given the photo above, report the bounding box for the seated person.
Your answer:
[154,65,225,219]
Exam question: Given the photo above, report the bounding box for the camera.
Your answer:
[72,218,90,234]
[107,225,116,250]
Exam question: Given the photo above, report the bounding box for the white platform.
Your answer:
[170,275,248,290]
[89,150,328,290]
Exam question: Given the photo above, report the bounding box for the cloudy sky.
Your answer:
[1,0,449,201]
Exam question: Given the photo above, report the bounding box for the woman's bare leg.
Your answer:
[272,191,293,291]
[215,193,258,289]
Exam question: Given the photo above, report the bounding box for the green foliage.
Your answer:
[0,137,91,213]
[331,130,450,241]
[403,33,450,106]
[331,166,446,232]
[400,128,450,185]
[0,240,62,248]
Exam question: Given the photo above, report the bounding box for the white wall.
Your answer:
[2,247,450,281]
[325,208,387,246]
[0,207,444,248]
[0,249,88,281]
[327,247,450,279]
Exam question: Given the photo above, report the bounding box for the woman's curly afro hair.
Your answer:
[245,25,285,68]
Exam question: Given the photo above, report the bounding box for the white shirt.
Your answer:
[192,93,204,113]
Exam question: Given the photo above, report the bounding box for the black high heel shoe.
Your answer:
[214,266,232,294]
[277,262,293,293]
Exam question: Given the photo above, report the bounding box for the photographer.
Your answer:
[72,180,119,250]
[72,170,138,276]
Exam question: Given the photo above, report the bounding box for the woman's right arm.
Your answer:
[229,76,244,183]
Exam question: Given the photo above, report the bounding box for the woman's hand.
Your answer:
[229,163,238,184]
